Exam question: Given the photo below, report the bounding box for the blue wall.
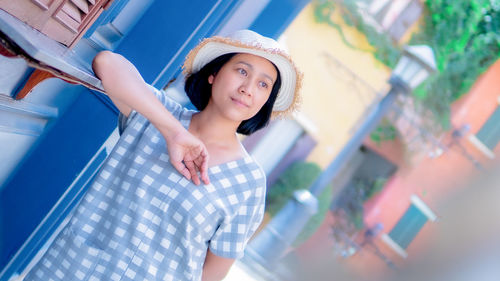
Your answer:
[251,0,310,39]
[0,88,117,275]
[117,0,242,87]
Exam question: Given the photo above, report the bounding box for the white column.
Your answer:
[250,119,303,175]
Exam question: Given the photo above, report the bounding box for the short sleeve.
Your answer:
[208,185,266,259]
[118,84,184,134]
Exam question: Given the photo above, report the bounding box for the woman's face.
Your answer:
[207,53,277,122]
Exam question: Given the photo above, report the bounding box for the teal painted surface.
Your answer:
[389,204,428,249]
[476,106,500,150]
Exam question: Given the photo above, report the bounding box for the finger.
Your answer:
[184,160,200,185]
[172,161,191,180]
[194,160,209,185]
[197,152,210,185]
[193,150,209,185]
[201,171,210,185]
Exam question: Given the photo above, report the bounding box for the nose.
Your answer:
[239,80,253,96]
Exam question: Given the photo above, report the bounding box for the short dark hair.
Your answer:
[184,53,281,135]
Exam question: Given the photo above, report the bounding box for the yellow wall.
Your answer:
[282,4,392,167]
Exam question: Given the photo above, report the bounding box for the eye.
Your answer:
[237,68,247,76]
[259,81,269,89]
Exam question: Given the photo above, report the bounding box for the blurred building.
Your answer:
[273,1,500,280]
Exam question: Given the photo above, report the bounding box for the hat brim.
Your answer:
[183,37,302,115]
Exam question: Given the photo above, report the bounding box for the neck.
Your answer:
[189,108,240,146]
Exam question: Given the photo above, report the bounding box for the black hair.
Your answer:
[184,53,281,135]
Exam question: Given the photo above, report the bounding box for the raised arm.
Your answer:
[92,51,171,120]
[92,51,209,185]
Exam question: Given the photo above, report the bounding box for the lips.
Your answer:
[231,97,249,108]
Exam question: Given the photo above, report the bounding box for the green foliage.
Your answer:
[313,0,369,51]
[265,161,322,216]
[312,0,401,68]
[370,118,398,144]
[338,1,401,68]
[360,177,387,200]
[265,161,334,247]
[348,206,365,230]
[410,0,500,129]
[336,176,387,230]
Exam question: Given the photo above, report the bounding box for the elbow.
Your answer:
[215,271,230,281]
[92,50,116,80]
[217,272,229,281]
[202,272,229,281]
[202,266,230,281]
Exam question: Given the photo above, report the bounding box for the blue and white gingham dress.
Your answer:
[25,86,266,281]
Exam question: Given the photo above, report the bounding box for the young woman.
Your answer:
[25,30,301,281]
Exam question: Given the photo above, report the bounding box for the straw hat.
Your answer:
[183,29,302,116]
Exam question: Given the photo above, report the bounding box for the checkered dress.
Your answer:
[25,86,266,281]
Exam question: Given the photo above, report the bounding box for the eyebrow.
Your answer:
[235,61,275,83]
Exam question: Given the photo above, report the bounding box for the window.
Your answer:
[381,195,437,258]
[0,0,113,47]
[388,203,428,249]
[476,105,500,151]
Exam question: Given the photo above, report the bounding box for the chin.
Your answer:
[224,109,254,122]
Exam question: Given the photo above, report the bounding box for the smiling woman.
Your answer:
[184,52,283,136]
[194,53,280,136]
[23,30,301,281]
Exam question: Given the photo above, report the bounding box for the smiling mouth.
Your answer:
[231,97,249,108]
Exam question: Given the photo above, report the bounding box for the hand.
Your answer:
[165,129,210,185]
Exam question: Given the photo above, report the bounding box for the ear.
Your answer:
[208,74,214,85]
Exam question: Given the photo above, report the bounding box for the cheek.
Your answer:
[257,92,271,106]
[251,94,271,114]
[210,81,227,98]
